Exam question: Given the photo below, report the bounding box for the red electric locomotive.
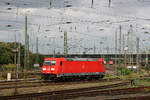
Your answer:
[41,58,105,80]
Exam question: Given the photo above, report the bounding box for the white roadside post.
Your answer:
[7,73,11,81]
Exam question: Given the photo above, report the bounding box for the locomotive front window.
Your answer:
[44,60,56,66]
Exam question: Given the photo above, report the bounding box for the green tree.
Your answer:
[0,42,45,70]
[0,42,13,64]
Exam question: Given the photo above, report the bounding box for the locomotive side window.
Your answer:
[44,60,56,66]
[60,61,63,66]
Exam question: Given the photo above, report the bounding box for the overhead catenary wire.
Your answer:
[0,0,149,55]
[0,9,149,36]
[1,0,49,6]
[0,7,149,25]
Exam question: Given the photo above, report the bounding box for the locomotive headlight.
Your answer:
[42,68,46,71]
[51,68,55,71]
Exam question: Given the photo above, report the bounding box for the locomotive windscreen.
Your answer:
[66,58,99,61]
[44,60,56,65]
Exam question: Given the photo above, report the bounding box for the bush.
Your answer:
[120,67,136,75]
[0,64,16,72]
[143,88,150,93]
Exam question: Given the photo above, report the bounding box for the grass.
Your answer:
[143,88,150,93]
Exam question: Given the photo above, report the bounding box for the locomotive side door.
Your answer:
[60,61,63,73]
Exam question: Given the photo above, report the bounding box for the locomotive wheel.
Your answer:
[100,75,104,78]
[41,74,48,80]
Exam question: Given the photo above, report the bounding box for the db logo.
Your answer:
[82,65,85,69]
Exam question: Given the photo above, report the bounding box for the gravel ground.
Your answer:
[0,81,123,96]
[68,92,150,100]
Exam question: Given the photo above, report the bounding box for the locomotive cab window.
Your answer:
[44,60,56,66]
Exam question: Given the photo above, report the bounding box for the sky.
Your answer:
[0,0,150,54]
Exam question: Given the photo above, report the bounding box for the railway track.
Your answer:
[0,78,40,85]
[112,95,150,100]
[1,77,150,100]
[2,84,150,100]
[1,76,150,90]
[0,78,122,90]
[0,81,130,100]
[1,79,150,100]
[0,72,40,79]
[0,77,121,84]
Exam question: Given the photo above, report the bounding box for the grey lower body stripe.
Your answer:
[58,72,104,77]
